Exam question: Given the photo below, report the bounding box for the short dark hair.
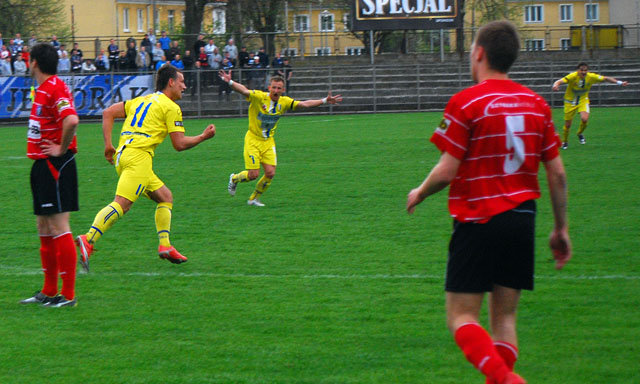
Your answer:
[30,43,58,75]
[270,76,285,85]
[576,62,588,69]
[474,20,520,73]
[156,63,181,91]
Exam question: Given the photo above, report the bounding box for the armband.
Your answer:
[617,80,623,85]
[321,97,328,104]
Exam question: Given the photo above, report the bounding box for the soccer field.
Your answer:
[1,108,639,383]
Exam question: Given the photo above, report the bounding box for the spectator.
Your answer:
[81,59,97,73]
[183,49,195,90]
[151,42,164,69]
[125,41,137,70]
[257,47,269,69]
[14,33,24,49]
[51,35,60,49]
[108,39,119,70]
[0,32,3,48]
[158,30,171,55]
[140,33,152,52]
[28,35,38,48]
[147,28,156,46]
[57,44,68,59]
[21,46,30,71]
[223,38,238,66]
[278,58,293,93]
[0,56,12,75]
[154,55,167,71]
[209,47,222,71]
[170,54,184,70]
[168,40,180,62]
[218,57,234,100]
[204,39,216,59]
[0,45,9,61]
[13,52,27,75]
[73,42,83,60]
[193,34,206,58]
[9,39,21,59]
[238,46,250,68]
[136,45,151,72]
[249,56,265,90]
[70,49,82,72]
[271,52,283,74]
[191,60,202,95]
[95,49,109,71]
[57,51,71,73]
[197,46,210,85]
[117,51,128,72]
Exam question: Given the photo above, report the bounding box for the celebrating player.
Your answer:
[219,69,342,206]
[407,21,571,384]
[552,62,628,149]
[21,43,80,307]
[76,64,216,271]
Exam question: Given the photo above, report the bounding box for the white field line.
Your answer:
[0,266,637,280]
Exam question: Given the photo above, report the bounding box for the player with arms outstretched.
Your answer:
[552,62,627,149]
[407,21,571,384]
[76,64,216,271]
[219,70,342,206]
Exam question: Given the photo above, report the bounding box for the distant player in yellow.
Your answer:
[552,62,628,149]
[219,70,342,206]
[76,64,216,271]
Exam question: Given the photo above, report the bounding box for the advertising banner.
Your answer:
[0,74,154,119]
[351,0,462,30]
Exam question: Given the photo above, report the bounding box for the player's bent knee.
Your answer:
[248,170,260,180]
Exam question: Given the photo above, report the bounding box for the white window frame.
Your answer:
[319,12,335,32]
[560,38,571,51]
[213,9,226,34]
[315,47,331,56]
[181,11,185,27]
[293,15,309,32]
[525,39,545,51]
[168,10,175,32]
[559,4,573,22]
[524,5,543,23]
[137,9,144,32]
[342,14,350,32]
[346,46,365,56]
[123,8,130,32]
[585,3,599,22]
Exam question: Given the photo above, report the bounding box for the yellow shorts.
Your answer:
[244,132,277,169]
[564,100,590,121]
[114,147,164,202]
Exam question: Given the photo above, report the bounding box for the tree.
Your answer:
[227,0,286,58]
[0,0,69,40]
[183,0,210,57]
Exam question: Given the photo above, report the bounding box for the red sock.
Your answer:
[54,232,77,300]
[39,235,58,297]
[454,323,510,383]
[494,341,518,370]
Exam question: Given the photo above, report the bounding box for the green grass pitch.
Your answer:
[0,107,638,383]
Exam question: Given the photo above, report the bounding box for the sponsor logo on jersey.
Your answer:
[56,99,71,112]
[437,118,450,132]
[174,121,183,127]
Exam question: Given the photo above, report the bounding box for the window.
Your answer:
[342,14,350,31]
[294,15,309,32]
[319,12,334,32]
[524,5,543,23]
[123,8,130,32]
[559,4,572,22]
[525,39,545,51]
[137,9,144,32]
[346,47,365,56]
[281,48,298,57]
[154,9,159,32]
[213,9,225,34]
[315,47,331,56]
[560,38,571,51]
[586,3,599,22]
[181,11,185,27]
[168,10,175,32]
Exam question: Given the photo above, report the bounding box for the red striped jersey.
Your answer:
[431,79,560,223]
[27,75,78,159]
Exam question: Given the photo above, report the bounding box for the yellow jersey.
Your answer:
[246,90,298,140]
[118,92,185,156]
[562,72,604,106]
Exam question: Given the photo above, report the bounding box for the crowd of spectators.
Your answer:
[0,31,294,94]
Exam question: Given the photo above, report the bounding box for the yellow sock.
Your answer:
[86,202,124,244]
[249,176,272,201]
[578,121,587,135]
[562,126,570,143]
[155,202,173,247]
[233,171,250,183]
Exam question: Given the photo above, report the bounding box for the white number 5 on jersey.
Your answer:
[504,115,525,174]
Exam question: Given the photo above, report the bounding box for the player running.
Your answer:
[219,70,342,206]
[552,62,628,149]
[407,21,571,384]
[76,64,216,271]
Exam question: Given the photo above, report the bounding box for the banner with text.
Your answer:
[351,0,461,30]
[0,74,154,119]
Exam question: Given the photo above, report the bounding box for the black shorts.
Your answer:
[445,200,536,293]
[30,151,79,216]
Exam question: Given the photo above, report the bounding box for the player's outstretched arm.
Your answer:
[406,152,460,214]
[296,91,343,109]
[544,156,572,270]
[169,124,216,152]
[102,102,126,164]
[552,79,565,91]
[603,76,628,86]
[218,70,250,97]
